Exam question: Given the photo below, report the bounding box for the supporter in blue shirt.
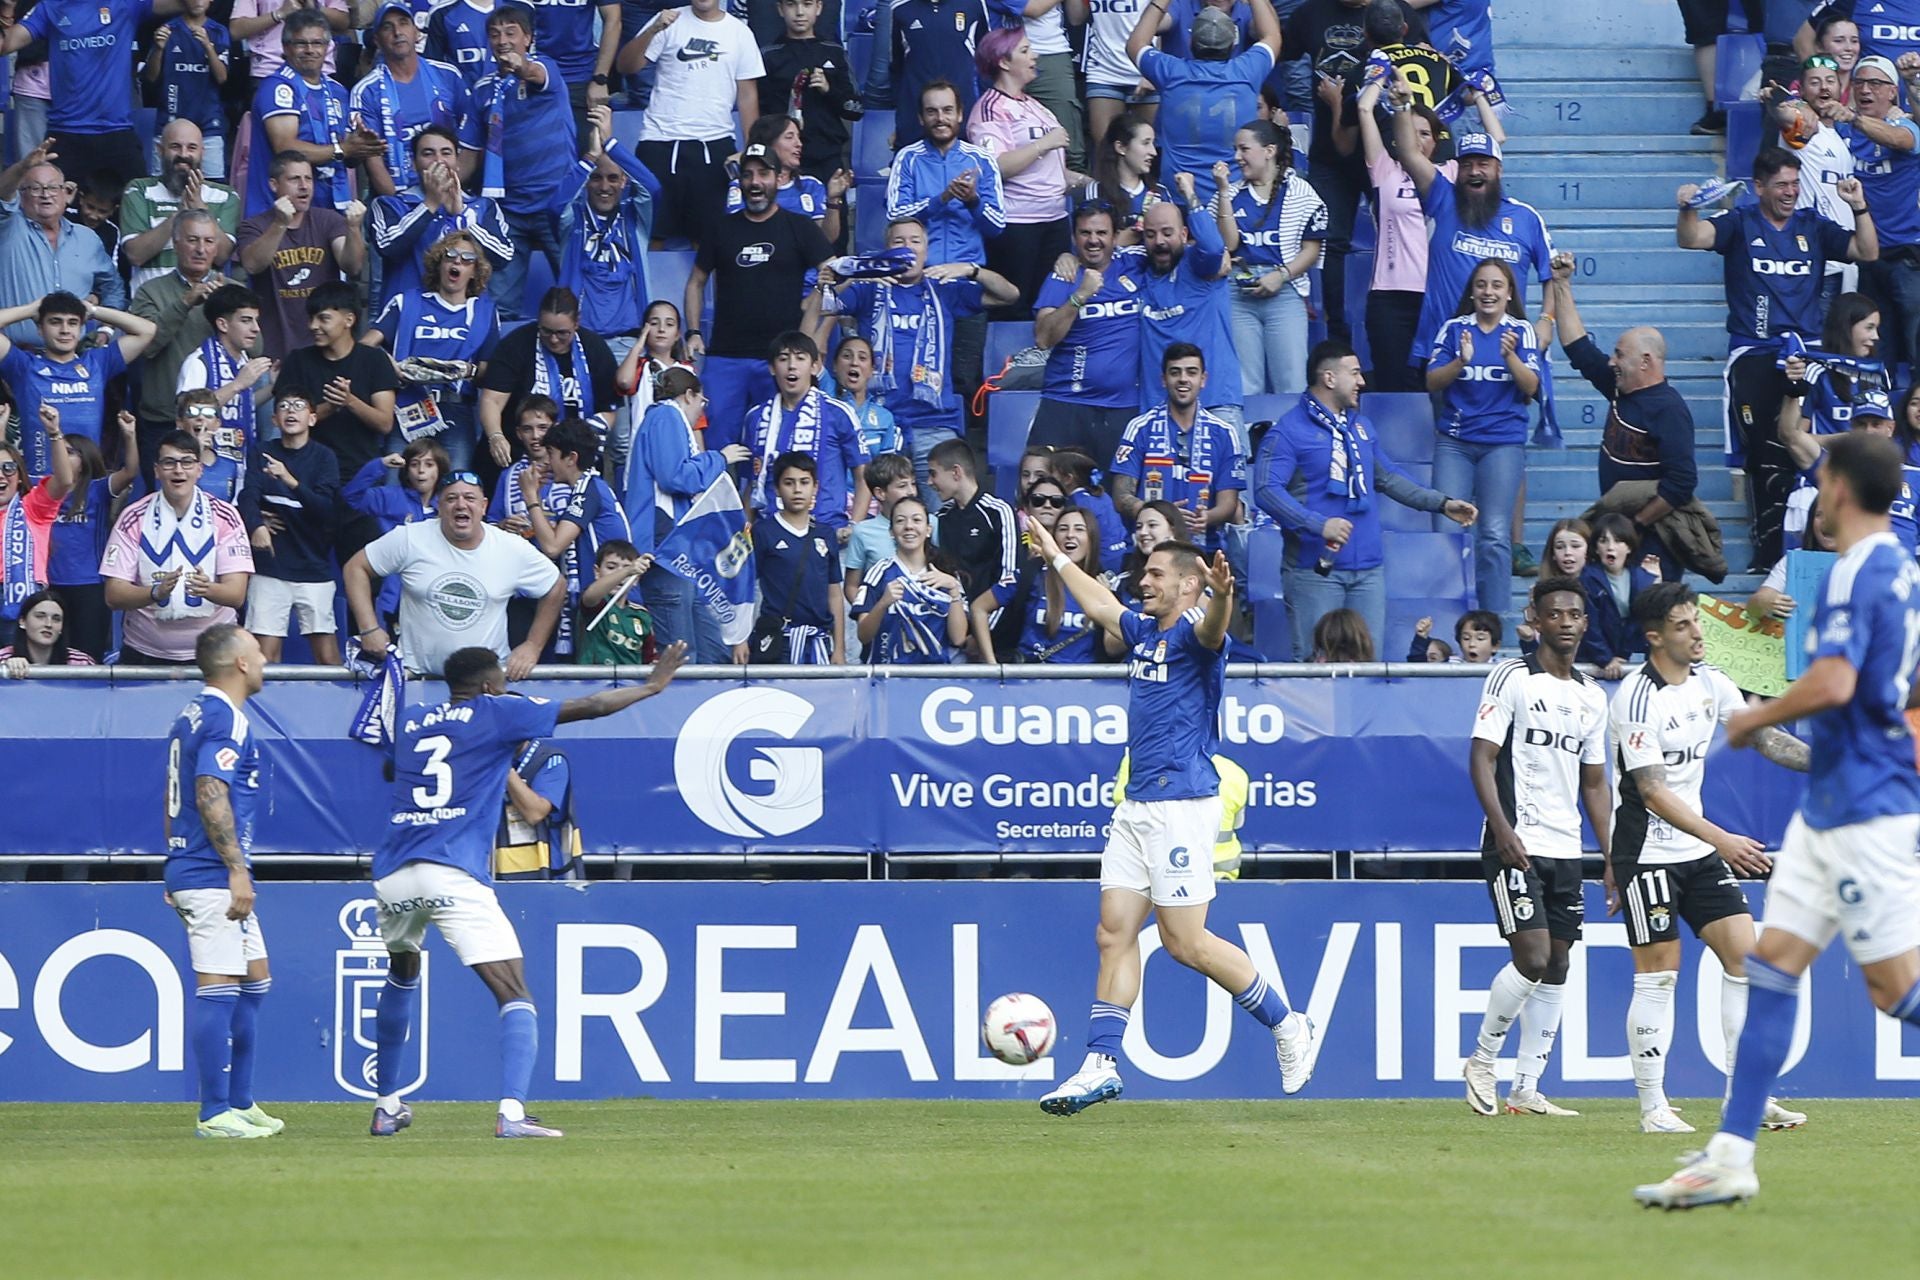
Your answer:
[371,126,516,308]
[1677,144,1872,568]
[45,412,139,660]
[474,6,579,321]
[1134,177,1243,431]
[351,4,482,198]
[1157,0,1253,59]
[851,493,970,663]
[144,2,232,180]
[1426,258,1542,615]
[428,0,498,87]
[367,231,503,472]
[885,80,1008,267]
[1033,202,1145,471]
[1254,339,1477,660]
[246,12,384,215]
[530,0,622,142]
[0,292,157,476]
[864,0,1019,150]
[1129,0,1281,209]
[343,439,446,623]
[750,452,846,664]
[820,336,902,467]
[1575,512,1656,676]
[520,416,631,660]
[557,104,662,359]
[745,330,871,531]
[5,0,164,188]
[1109,343,1246,554]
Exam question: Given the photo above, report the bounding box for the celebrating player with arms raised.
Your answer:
[1024,517,1317,1115]
[1462,577,1612,1119]
[367,641,686,1140]
[1637,434,1920,1208]
[1607,582,1809,1136]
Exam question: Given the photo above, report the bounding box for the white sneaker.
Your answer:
[1463,1053,1498,1116]
[1039,1060,1124,1116]
[1640,1105,1696,1134]
[1506,1088,1580,1116]
[195,1108,274,1139]
[1273,1012,1319,1095]
[1634,1150,1759,1209]
[1762,1098,1808,1131]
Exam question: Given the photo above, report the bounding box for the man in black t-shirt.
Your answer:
[478,287,621,470]
[1283,0,1427,342]
[685,143,835,452]
[274,282,401,560]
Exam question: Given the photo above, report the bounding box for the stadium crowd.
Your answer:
[0,0,1912,673]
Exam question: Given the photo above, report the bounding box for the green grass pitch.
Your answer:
[5,1099,1917,1278]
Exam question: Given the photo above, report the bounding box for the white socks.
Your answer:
[1629,970,1678,1113]
[375,1093,402,1112]
[1721,972,1749,1079]
[1475,962,1541,1059]
[1513,983,1567,1096]
[499,1098,526,1122]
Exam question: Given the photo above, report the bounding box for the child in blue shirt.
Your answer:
[143,0,232,178]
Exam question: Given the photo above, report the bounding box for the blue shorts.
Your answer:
[1085,82,1160,105]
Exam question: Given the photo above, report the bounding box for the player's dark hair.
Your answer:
[767,330,820,365]
[37,291,85,323]
[596,538,640,564]
[1589,511,1640,556]
[1633,581,1699,636]
[195,622,248,678]
[1456,610,1502,646]
[773,450,818,481]
[543,417,601,471]
[1162,341,1206,372]
[1753,145,1802,183]
[1531,574,1587,612]
[205,284,262,329]
[1825,431,1904,514]
[1309,339,1357,382]
[1151,539,1208,581]
[410,124,462,159]
[864,451,913,492]
[156,429,201,460]
[444,646,504,694]
[928,437,977,478]
[306,281,360,322]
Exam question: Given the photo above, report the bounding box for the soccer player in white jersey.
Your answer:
[1462,576,1613,1118]
[1024,517,1317,1115]
[367,641,687,1139]
[1638,433,1920,1208]
[1608,582,1810,1135]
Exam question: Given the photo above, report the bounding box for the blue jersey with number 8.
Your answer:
[375,694,560,882]
[1803,532,1920,829]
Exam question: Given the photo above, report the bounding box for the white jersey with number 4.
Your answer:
[1610,663,1747,865]
[1472,656,1609,859]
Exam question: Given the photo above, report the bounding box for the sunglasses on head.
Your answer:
[440,470,483,490]
[1027,492,1066,509]
[1804,54,1840,71]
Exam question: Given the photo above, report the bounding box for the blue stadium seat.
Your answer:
[986,391,1042,493]
[648,250,709,328]
[1246,525,1285,604]
[1242,393,1289,428]
[985,321,1035,374]
[1252,598,1291,662]
[854,117,893,180]
[1725,102,1763,193]
[854,179,888,253]
[1383,529,1472,602]
[1713,33,1764,107]
[611,107,645,153]
[1367,393,1434,464]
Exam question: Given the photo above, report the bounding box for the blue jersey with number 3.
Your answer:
[1803,532,1920,829]
[376,694,561,882]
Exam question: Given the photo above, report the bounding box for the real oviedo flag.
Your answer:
[657,474,759,646]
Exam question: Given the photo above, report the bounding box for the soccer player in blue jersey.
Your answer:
[1635,432,1920,1208]
[1025,517,1318,1113]
[164,624,283,1138]
[1677,146,1874,569]
[369,640,687,1139]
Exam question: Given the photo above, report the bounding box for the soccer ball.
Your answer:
[981,992,1056,1066]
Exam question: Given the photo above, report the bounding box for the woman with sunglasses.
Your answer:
[851,495,970,664]
[0,589,95,675]
[974,491,1109,664]
[366,231,500,472]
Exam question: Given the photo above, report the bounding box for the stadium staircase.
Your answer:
[1496,0,1760,627]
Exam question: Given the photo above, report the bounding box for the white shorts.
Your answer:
[373,860,523,966]
[247,575,337,637]
[1102,796,1220,908]
[171,889,268,975]
[1766,813,1920,964]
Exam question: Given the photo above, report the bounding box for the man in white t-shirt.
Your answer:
[1779,59,1858,299]
[343,472,566,678]
[616,0,763,245]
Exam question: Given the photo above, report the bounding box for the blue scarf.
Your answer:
[749,390,825,512]
[870,281,946,409]
[348,644,407,756]
[533,330,596,418]
[876,560,955,663]
[1301,393,1369,511]
[372,59,453,188]
[1129,404,1221,494]
[827,248,917,279]
[1776,331,1886,384]
[481,76,507,198]
[196,335,253,466]
[1433,68,1508,124]
[1,493,35,621]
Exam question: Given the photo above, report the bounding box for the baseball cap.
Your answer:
[1190,8,1238,57]
[1856,389,1895,421]
[740,144,781,172]
[1854,54,1899,84]
[372,1,416,31]
[1456,132,1503,161]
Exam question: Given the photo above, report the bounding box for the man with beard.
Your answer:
[351,3,482,200]
[685,144,835,450]
[1677,146,1872,570]
[1129,0,1283,209]
[1393,103,1554,373]
[1032,202,1144,470]
[1135,174,1244,443]
[120,121,241,294]
[885,80,1007,269]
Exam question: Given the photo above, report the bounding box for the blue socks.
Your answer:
[1086,1001,1130,1058]
[192,985,239,1122]
[1892,978,1920,1026]
[228,979,270,1111]
[1234,975,1292,1029]
[1721,956,1799,1143]
[500,1000,539,1108]
[374,975,419,1099]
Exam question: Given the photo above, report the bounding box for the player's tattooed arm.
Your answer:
[1749,726,1810,773]
[196,776,245,873]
